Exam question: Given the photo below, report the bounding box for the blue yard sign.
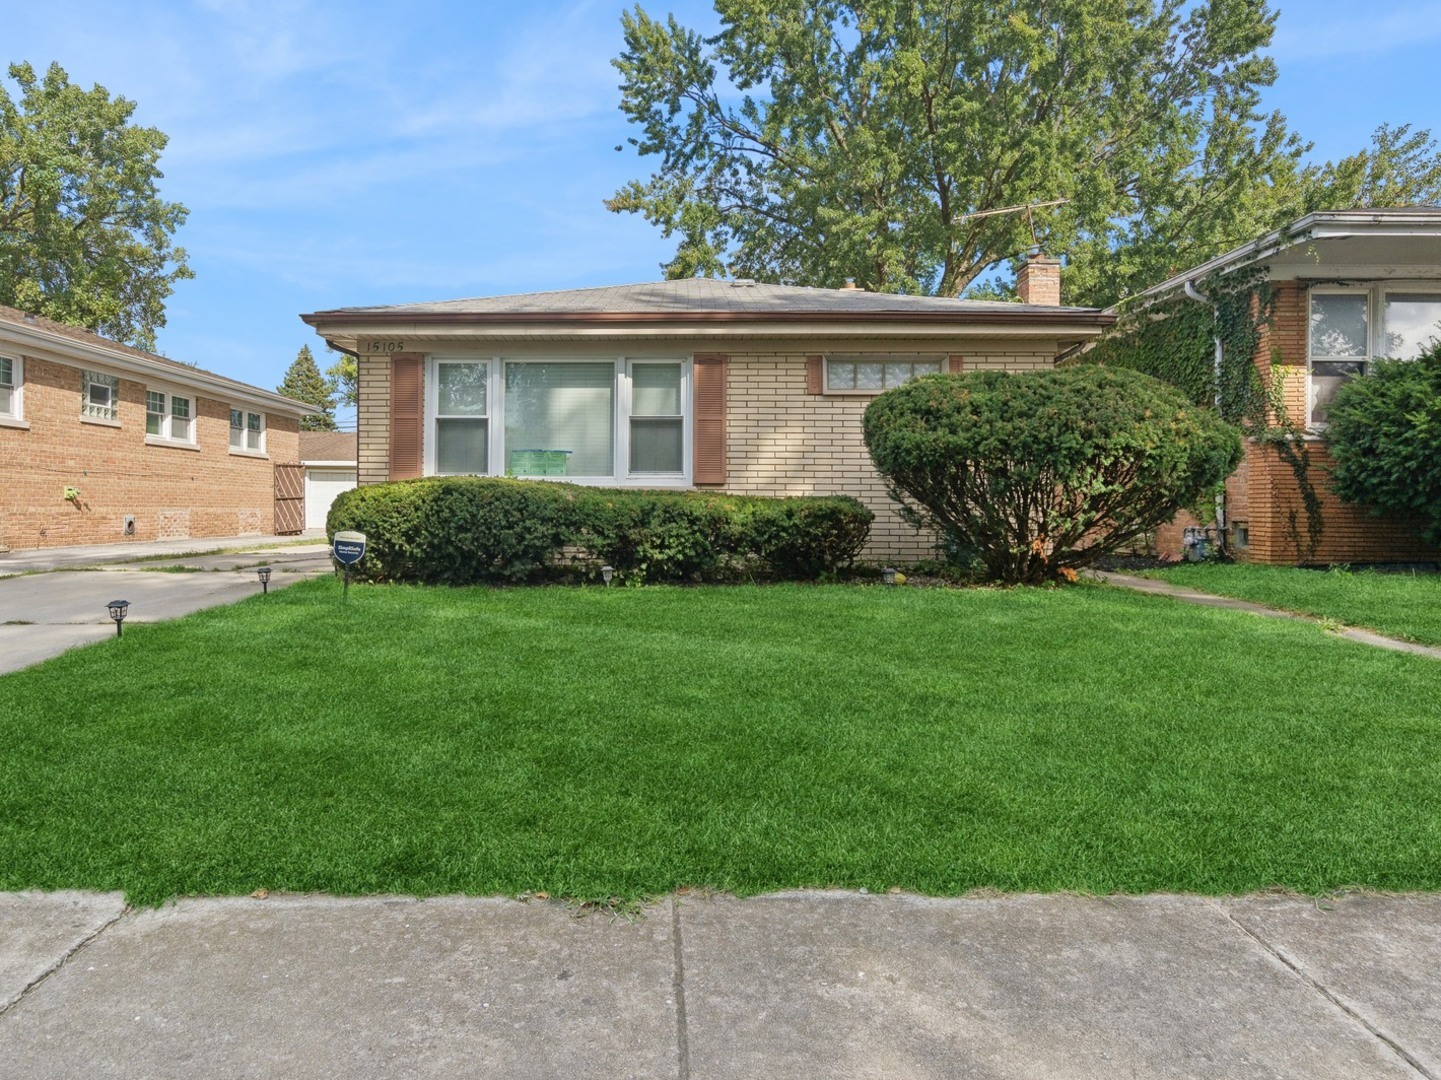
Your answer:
[332,531,367,566]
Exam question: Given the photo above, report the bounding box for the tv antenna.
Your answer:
[959,198,1071,249]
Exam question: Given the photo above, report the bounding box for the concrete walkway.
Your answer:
[1095,570,1441,660]
[0,890,1436,1078]
[0,540,334,675]
[0,530,326,575]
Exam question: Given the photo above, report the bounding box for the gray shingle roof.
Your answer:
[308,278,1102,318]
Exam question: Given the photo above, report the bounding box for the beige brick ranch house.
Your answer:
[0,305,312,551]
[301,263,1114,561]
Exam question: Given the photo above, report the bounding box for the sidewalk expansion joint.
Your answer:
[0,906,130,1020]
[671,898,692,1080]
[1215,903,1435,1079]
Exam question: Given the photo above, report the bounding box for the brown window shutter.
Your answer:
[806,355,823,394]
[948,355,965,374]
[389,353,424,481]
[693,353,728,486]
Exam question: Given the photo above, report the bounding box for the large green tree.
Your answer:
[278,345,337,431]
[608,0,1312,305]
[0,62,192,349]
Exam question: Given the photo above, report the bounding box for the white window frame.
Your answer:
[429,358,493,476]
[144,387,197,446]
[423,354,692,486]
[823,354,945,395]
[1306,283,1441,429]
[229,407,266,455]
[81,369,120,423]
[622,359,690,480]
[0,354,22,424]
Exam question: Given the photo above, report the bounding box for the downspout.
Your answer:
[1183,280,1227,554]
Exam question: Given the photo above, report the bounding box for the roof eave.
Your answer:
[302,308,1115,330]
[1125,209,1441,309]
[0,319,317,416]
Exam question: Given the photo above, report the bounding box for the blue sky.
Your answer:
[5,0,1440,425]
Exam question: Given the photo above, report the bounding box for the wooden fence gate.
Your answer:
[274,463,306,535]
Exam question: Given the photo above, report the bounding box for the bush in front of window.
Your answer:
[570,489,873,582]
[326,478,874,584]
[327,477,576,584]
[862,367,1243,584]
[1325,341,1441,545]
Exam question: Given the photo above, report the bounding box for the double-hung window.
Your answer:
[82,370,119,421]
[230,408,265,453]
[426,356,690,484]
[629,362,684,474]
[1309,287,1441,426]
[0,355,19,419]
[825,355,943,393]
[435,360,489,474]
[146,390,194,442]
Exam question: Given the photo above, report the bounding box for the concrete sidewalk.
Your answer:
[0,543,333,675]
[0,890,1436,1078]
[0,531,326,575]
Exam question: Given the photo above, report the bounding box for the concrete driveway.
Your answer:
[0,541,333,675]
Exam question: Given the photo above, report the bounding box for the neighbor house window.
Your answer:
[435,361,488,474]
[426,356,690,484]
[0,355,18,418]
[1381,293,1441,359]
[825,355,943,393]
[82,370,119,421]
[230,408,265,452]
[146,390,194,442]
[1309,287,1441,426]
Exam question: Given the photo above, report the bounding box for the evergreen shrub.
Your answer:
[1326,342,1441,545]
[862,368,1243,583]
[327,478,872,584]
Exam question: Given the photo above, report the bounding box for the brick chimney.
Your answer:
[1016,253,1061,306]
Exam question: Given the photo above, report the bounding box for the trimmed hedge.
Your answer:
[327,477,873,585]
[863,367,1243,584]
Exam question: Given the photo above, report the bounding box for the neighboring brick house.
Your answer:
[300,266,1114,561]
[1135,208,1441,565]
[0,305,312,551]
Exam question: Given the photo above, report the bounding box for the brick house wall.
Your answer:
[1156,282,1441,565]
[0,352,300,551]
[353,337,1067,562]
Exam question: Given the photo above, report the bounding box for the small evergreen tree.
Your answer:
[278,345,336,431]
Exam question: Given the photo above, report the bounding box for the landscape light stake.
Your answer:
[107,599,130,637]
[601,565,614,586]
[256,566,272,594]
[882,567,897,587]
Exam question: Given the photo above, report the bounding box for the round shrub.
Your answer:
[862,367,1243,583]
[1326,342,1441,545]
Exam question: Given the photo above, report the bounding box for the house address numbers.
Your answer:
[366,340,406,353]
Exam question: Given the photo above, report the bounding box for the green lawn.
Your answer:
[1141,562,1441,646]
[2,577,1439,906]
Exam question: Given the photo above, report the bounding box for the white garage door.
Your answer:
[305,468,358,531]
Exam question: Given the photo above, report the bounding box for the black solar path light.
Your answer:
[256,566,272,594]
[107,599,130,637]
